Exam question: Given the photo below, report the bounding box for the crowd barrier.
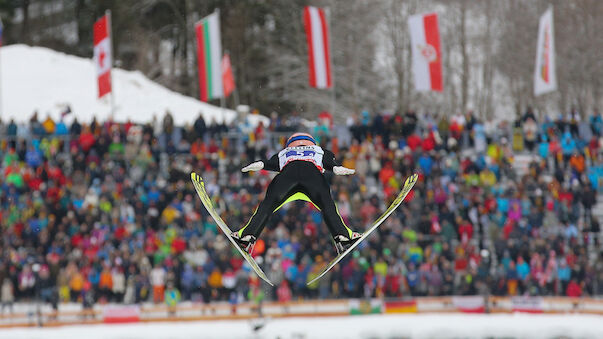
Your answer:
[1,296,601,328]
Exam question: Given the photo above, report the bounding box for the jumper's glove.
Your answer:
[242,161,264,172]
[333,166,355,175]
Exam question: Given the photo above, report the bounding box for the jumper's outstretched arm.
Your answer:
[241,161,264,172]
[242,154,280,172]
[333,166,355,175]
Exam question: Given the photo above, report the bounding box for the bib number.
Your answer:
[278,146,324,172]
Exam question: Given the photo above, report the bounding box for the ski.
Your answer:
[307,173,419,285]
[190,172,273,286]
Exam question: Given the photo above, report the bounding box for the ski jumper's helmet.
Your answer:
[286,133,317,147]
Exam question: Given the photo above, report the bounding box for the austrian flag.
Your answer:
[408,12,443,92]
[93,13,112,98]
[303,6,332,89]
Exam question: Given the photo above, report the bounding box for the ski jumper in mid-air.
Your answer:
[232,132,362,255]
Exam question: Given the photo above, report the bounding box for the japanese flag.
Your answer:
[93,14,112,98]
[408,12,443,92]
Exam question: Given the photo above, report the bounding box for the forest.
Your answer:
[1,0,602,120]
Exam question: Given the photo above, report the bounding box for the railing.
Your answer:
[1,296,602,328]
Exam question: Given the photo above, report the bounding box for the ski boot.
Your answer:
[231,232,257,254]
[333,232,363,255]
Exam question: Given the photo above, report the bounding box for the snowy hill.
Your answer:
[0,44,267,126]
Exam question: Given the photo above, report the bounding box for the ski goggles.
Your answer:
[286,135,317,147]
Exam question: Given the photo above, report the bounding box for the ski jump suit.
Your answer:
[237,144,354,241]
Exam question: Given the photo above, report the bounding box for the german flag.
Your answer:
[385,300,417,313]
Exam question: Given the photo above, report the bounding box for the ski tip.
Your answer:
[405,173,419,186]
[191,172,204,184]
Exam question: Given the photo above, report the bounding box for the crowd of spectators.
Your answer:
[0,107,602,312]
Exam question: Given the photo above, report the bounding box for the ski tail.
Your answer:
[190,172,273,286]
[306,173,418,285]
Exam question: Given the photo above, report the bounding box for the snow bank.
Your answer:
[0,44,267,126]
[1,313,601,339]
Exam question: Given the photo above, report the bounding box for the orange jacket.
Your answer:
[99,270,113,289]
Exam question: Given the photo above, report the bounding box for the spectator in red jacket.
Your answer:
[458,219,474,243]
[566,279,582,297]
[277,280,292,303]
[406,133,422,151]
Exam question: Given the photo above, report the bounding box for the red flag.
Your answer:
[222,54,235,98]
[303,6,332,89]
[93,13,112,98]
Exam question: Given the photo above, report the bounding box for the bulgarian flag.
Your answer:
[195,11,223,102]
[408,12,443,92]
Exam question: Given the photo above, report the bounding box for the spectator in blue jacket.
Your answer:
[561,131,576,163]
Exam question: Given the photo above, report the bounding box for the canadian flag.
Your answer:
[303,6,332,89]
[93,13,112,98]
[408,12,443,92]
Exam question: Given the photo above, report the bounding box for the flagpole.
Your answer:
[107,10,116,120]
[220,96,225,125]
[0,41,3,122]
[216,9,226,123]
[233,86,240,108]
[0,49,3,121]
[224,48,239,108]
[326,7,336,118]
[0,19,3,120]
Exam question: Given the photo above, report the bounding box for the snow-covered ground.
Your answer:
[1,313,601,339]
[0,44,267,126]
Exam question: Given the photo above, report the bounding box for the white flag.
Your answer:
[408,12,443,92]
[534,7,556,96]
